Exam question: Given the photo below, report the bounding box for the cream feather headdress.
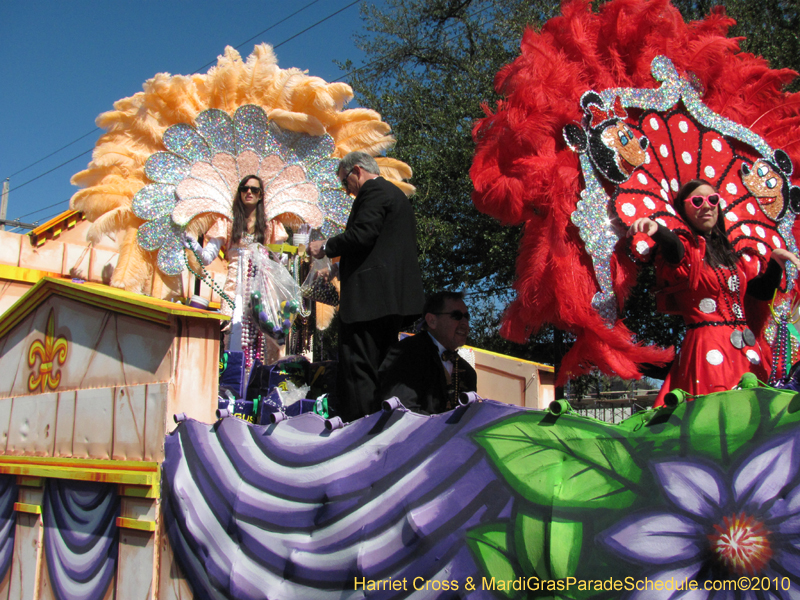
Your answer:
[70,44,413,298]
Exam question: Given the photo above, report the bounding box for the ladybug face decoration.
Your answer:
[563,92,649,185]
[740,150,800,222]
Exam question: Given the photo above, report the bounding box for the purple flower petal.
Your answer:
[775,515,800,535]
[599,512,705,565]
[652,460,727,520]
[675,586,711,600]
[626,564,705,600]
[768,484,800,531]
[766,574,800,600]
[778,584,800,600]
[734,434,799,510]
[774,548,800,578]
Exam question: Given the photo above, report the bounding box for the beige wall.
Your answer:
[472,347,555,410]
[168,317,220,426]
[0,281,31,318]
[0,297,221,460]
[0,297,173,399]
[0,227,232,310]
[0,229,119,284]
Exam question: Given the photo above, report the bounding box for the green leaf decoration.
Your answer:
[678,388,800,464]
[765,388,800,429]
[683,388,758,462]
[466,524,521,600]
[473,414,642,508]
[616,388,800,465]
[515,510,582,580]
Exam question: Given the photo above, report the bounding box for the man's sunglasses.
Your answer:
[240,185,262,194]
[340,167,355,189]
[686,193,721,208]
[434,310,470,321]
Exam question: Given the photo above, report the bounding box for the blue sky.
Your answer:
[0,0,384,229]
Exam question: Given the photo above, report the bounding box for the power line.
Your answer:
[192,0,326,74]
[6,129,99,179]
[7,149,93,194]
[4,0,357,196]
[271,0,362,52]
[26,210,64,227]
[15,198,72,220]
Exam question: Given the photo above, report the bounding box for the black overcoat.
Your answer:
[325,177,424,324]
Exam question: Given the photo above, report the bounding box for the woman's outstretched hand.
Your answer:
[628,217,658,238]
[771,248,800,270]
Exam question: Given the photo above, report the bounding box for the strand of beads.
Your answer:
[711,264,742,323]
[242,251,261,368]
[183,246,236,311]
[769,314,790,385]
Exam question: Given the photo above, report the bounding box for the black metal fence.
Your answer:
[567,390,659,424]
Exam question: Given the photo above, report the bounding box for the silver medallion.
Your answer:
[730,330,744,349]
[698,298,716,314]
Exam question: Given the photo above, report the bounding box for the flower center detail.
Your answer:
[708,513,772,575]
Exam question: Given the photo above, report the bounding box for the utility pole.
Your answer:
[0,219,35,230]
[0,179,8,232]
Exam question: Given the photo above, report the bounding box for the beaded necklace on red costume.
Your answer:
[710,262,746,326]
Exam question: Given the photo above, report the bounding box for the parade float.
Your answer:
[1,0,800,598]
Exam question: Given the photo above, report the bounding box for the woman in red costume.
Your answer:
[629,180,800,406]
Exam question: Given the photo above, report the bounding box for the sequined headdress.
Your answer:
[132,105,350,275]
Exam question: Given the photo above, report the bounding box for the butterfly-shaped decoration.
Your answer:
[563,59,800,325]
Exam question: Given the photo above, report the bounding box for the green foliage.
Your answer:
[468,387,800,585]
[473,413,644,508]
[465,524,522,600]
[515,510,583,581]
[343,0,559,352]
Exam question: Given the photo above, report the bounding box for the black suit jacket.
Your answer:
[378,333,478,415]
[325,177,424,324]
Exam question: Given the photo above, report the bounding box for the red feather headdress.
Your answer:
[471,0,800,384]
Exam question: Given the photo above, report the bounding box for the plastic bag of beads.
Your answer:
[247,247,304,344]
[300,257,339,306]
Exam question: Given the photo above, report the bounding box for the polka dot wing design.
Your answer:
[613,108,789,282]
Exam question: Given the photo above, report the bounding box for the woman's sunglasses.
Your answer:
[240,185,262,194]
[686,193,721,208]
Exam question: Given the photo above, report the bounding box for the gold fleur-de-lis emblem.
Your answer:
[27,308,69,393]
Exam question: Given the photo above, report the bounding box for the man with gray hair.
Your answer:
[309,151,424,421]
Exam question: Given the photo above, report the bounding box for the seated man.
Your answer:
[378,291,477,414]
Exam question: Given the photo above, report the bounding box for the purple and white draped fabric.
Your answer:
[0,475,17,583]
[162,401,522,600]
[43,480,120,600]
